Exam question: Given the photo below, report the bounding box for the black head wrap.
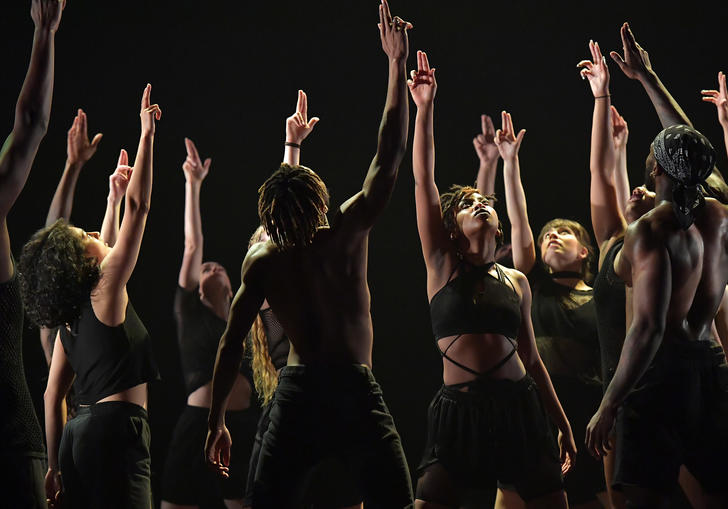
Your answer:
[652,125,717,229]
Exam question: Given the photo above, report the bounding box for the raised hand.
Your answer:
[108,149,132,204]
[286,90,319,145]
[205,426,232,479]
[702,71,728,128]
[577,40,610,97]
[31,0,65,33]
[473,114,499,165]
[378,0,412,61]
[407,50,436,108]
[610,22,653,81]
[140,84,162,135]
[611,105,629,150]
[67,109,103,165]
[182,138,210,184]
[494,111,526,161]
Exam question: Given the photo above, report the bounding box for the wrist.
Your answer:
[47,465,59,472]
[284,141,301,148]
[65,159,84,173]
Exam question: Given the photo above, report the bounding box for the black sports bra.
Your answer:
[429,261,522,379]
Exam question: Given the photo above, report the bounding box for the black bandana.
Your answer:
[652,125,716,229]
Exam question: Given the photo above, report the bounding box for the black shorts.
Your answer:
[162,404,259,504]
[0,453,46,508]
[59,401,151,509]
[550,375,605,504]
[615,341,728,494]
[417,375,563,505]
[243,401,272,506]
[250,364,413,509]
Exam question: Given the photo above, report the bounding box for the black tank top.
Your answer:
[60,297,159,405]
[592,238,626,388]
[0,259,45,457]
[259,307,289,370]
[528,264,601,384]
[174,286,253,396]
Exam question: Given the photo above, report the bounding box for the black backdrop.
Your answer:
[3,1,728,505]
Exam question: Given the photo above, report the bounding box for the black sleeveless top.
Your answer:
[430,262,521,340]
[60,297,159,405]
[174,285,253,396]
[0,258,45,457]
[592,238,626,388]
[259,307,289,370]
[528,264,601,384]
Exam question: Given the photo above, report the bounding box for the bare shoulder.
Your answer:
[498,264,530,299]
[241,240,276,282]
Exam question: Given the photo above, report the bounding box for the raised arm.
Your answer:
[611,105,631,214]
[0,0,64,282]
[283,90,319,166]
[206,246,266,477]
[339,0,410,231]
[610,22,691,128]
[586,224,671,457]
[474,114,500,196]
[178,138,210,290]
[579,40,627,250]
[702,71,728,160]
[99,150,131,248]
[94,84,161,324]
[46,109,102,226]
[511,269,576,474]
[494,111,534,273]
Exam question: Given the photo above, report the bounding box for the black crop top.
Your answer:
[174,285,253,396]
[60,298,159,405]
[430,262,521,340]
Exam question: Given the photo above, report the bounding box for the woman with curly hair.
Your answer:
[408,50,575,509]
[19,84,161,509]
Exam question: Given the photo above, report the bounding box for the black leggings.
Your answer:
[59,401,151,509]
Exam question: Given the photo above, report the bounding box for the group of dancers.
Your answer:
[3,1,728,508]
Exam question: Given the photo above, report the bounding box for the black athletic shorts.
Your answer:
[162,404,259,504]
[59,401,151,509]
[417,375,563,505]
[615,340,728,494]
[250,363,414,508]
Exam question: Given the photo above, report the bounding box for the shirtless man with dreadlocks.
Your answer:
[204,1,414,508]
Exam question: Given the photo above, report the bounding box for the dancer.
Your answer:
[408,50,575,508]
[0,1,63,507]
[19,84,161,509]
[205,2,413,507]
[586,123,728,508]
[475,107,603,506]
[161,138,259,509]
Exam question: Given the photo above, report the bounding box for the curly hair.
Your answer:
[18,219,100,328]
[439,184,503,246]
[258,164,329,250]
[537,218,596,282]
[246,226,278,406]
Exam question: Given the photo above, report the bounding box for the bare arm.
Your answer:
[494,111,534,273]
[283,90,319,166]
[586,223,671,457]
[178,138,210,290]
[99,154,131,248]
[702,71,728,161]
[611,106,631,214]
[512,269,575,473]
[610,22,691,128]
[473,114,500,196]
[0,0,64,282]
[580,41,627,250]
[94,85,161,325]
[43,332,74,506]
[206,246,265,476]
[339,0,410,231]
[714,285,728,354]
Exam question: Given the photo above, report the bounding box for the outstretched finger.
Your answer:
[589,40,598,64]
[576,59,593,70]
[702,96,718,104]
[141,83,151,110]
[308,116,320,128]
[91,133,103,147]
[203,158,212,172]
[378,4,386,36]
[185,138,200,161]
[624,23,639,53]
[506,112,515,137]
[594,41,605,64]
[421,51,431,72]
[78,109,89,139]
[484,115,495,138]
[296,90,304,115]
[118,148,128,167]
[609,51,626,70]
[381,0,392,25]
[500,111,508,134]
[720,71,727,97]
[480,114,488,136]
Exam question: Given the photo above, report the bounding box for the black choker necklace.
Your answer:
[550,271,582,279]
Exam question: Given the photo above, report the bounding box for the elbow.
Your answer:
[15,105,50,137]
[126,197,151,217]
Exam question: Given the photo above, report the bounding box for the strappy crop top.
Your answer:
[430,262,521,340]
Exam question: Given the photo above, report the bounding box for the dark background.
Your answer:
[3,1,728,505]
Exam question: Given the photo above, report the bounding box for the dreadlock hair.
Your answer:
[537,218,596,283]
[258,164,329,250]
[18,219,101,328]
[246,225,279,406]
[439,184,503,246]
